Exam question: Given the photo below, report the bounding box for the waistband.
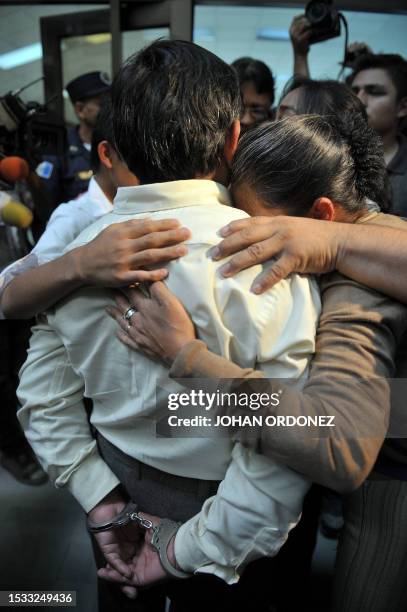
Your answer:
[97,433,220,499]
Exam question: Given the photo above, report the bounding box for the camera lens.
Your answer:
[306,1,329,24]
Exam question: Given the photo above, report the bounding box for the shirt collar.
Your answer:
[113,179,231,214]
[387,134,407,175]
[88,176,113,213]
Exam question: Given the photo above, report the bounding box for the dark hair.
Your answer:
[90,96,114,173]
[231,114,386,216]
[111,40,242,184]
[280,77,367,120]
[232,57,275,106]
[349,53,407,101]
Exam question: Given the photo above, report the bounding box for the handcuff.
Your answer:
[87,501,190,580]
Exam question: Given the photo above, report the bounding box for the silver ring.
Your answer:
[123,306,137,325]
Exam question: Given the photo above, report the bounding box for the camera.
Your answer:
[0,85,66,163]
[305,0,341,45]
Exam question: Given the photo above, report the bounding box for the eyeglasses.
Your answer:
[241,106,270,121]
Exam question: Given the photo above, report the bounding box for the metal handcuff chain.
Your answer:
[87,501,189,580]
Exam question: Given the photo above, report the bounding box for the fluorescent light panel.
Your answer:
[0,43,42,70]
[194,28,215,42]
[256,29,290,41]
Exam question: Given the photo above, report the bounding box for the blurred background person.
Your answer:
[37,71,111,211]
[348,53,407,216]
[231,57,275,127]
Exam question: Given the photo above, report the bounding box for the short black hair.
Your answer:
[111,40,242,184]
[231,114,386,215]
[349,53,407,101]
[232,57,275,105]
[280,77,367,120]
[90,96,114,174]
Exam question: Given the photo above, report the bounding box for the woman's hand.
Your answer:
[73,218,191,287]
[210,216,345,293]
[107,281,196,365]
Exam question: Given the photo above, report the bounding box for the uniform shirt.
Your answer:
[38,126,93,209]
[17,179,320,583]
[0,177,112,319]
[388,134,407,217]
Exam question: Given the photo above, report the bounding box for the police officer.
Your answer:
[37,71,111,209]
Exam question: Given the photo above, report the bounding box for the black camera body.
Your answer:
[0,91,66,163]
[305,0,341,45]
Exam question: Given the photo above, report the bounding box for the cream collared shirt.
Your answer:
[18,179,320,582]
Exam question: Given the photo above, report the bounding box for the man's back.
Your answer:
[24,179,319,483]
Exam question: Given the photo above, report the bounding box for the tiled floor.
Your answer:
[0,465,337,612]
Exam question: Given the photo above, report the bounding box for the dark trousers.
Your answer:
[332,476,407,612]
[0,319,33,454]
[93,435,279,612]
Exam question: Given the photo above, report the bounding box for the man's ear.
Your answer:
[74,101,85,120]
[308,197,335,221]
[396,96,407,120]
[97,140,113,170]
[223,120,241,168]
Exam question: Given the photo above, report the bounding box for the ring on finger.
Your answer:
[123,306,137,325]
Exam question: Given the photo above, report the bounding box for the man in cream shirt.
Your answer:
[18,41,319,610]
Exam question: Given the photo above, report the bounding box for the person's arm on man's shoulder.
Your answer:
[211,216,407,303]
[1,219,190,319]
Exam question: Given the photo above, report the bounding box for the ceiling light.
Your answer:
[194,28,215,42]
[256,29,290,42]
[0,43,42,70]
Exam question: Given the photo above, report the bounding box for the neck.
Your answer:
[381,129,399,166]
[334,206,368,224]
[78,122,93,145]
[94,173,115,203]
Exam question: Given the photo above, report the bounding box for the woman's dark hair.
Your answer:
[232,57,275,106]
[90,96,114,173]
[111,40,242,184]
[277,78,391,210]
[231,114,386,216]
[280,77,367,120]
[349,53,407,102]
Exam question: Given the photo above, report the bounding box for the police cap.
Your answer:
[66,71,111,104]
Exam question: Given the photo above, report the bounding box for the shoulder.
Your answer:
[359,212,407,230]
[182,204,249,247]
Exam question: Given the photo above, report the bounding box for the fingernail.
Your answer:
[219,263,232,277]
[251,283,262,294]
[210,246,221,260]
[220,225,231,237]
[176,245,188,256]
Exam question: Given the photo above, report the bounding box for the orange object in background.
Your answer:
[0,156,30,182]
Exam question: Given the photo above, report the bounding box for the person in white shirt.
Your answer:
[16,41,320,612]
[0,101,187,321]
